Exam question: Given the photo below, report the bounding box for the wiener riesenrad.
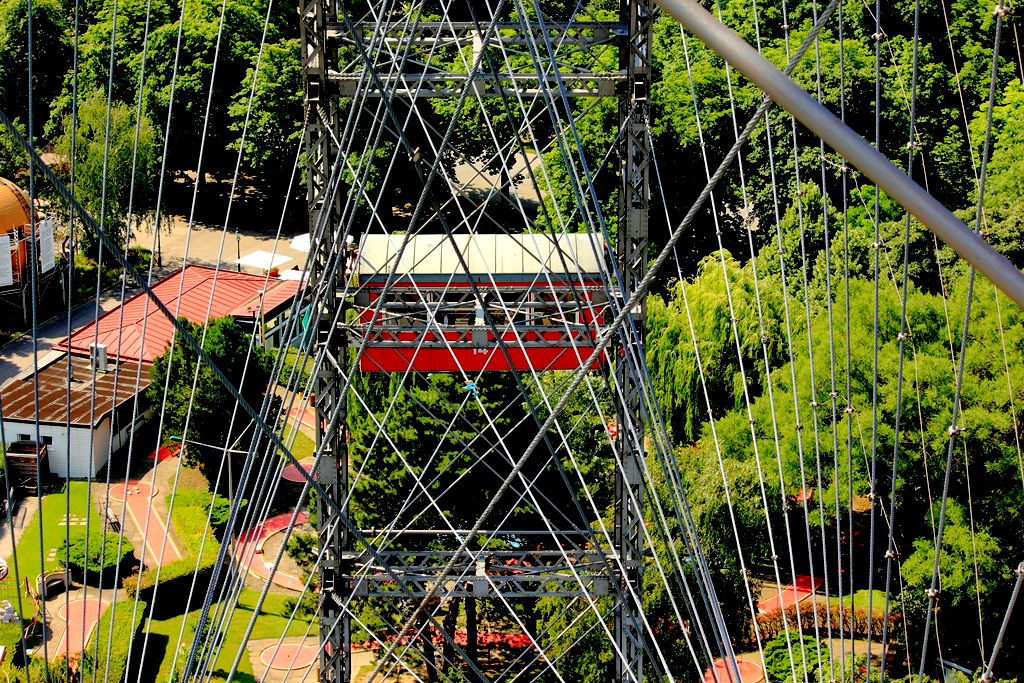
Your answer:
[0,0,1022,681]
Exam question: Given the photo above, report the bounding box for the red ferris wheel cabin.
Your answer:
[353,233,610,373]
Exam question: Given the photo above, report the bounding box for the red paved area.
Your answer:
[287,401,318,431]
[147,444,179,461]
[259,642,319,670]
[281,458,316,483]
[108,482,183,567]
[704,659,763,683]
[756,575,824,613]
[234,512,309,591]
[51,598,109,661]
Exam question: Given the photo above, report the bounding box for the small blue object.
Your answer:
[464,381,478,396]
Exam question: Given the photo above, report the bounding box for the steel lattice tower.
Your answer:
[300,1,653,680]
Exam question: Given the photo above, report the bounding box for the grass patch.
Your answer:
[280,425,315,461]
[81,599,147,682]
[827,590,889,612]
[276,348,314,389]
[145,590,313,681]
[8,482,96,588]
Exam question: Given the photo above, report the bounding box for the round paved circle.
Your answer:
[259,642,319,670]
[281,458,316,483]
[108,481,156,502]
[703,659,763,683]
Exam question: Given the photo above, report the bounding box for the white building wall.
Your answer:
[90,418,112,478]
[1,420,109,479]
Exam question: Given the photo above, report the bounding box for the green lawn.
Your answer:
[145,590,314,682]
[8,481,96,586]
[280,424,315,461]
[827,589,889,612]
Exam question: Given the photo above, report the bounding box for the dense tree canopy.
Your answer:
[147,316,274,485]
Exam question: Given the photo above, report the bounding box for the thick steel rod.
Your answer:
[655,0,1024,309]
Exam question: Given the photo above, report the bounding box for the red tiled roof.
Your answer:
[55,265,300,363]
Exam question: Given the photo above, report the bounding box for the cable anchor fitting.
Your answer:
[844,406,855,414]
[926,587,940,599]
[884,549,896,559]
[1016,562,1024,576]
[897,331,912,341]
[872,31,885,40]
[810,401,821,408]
[948,424,963,437]
[993,4,1008,17]
[871,241,883,250]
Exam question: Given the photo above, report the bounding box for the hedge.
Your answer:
[755,600,901,641]
[80,599,147,683]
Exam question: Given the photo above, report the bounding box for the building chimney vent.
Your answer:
[89,343,108,372]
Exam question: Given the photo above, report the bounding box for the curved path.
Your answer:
[281,458,316,483]
[109,482,183,567]
[234,511,309,591]
[259,642,319,670]
[756,575,824,613]
[51,598,109,661]
[703,659,764,683]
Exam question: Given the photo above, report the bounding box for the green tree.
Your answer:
[147,316,274,485]
[0,117,29,181]
[226,38,302,181]
[53,91,158,254]
[0,0,69,135]
[647,251,788,442]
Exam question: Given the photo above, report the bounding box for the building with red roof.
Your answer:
[56,265,300,362]
[3,265,302,479]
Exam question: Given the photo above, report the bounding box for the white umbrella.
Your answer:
[289,233,311,253]
[233,250,291,270]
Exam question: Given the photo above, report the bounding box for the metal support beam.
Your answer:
[301,1,350,682]
[615,0,653,679]
[654,0,1024,309]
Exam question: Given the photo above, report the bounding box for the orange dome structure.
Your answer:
[0,176,64,325]
[0,177,34,235]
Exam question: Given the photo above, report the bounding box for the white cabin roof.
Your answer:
[356,233,606,279]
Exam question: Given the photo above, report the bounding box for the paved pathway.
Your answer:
[0,286,142,387]
[756,575,824,612]
[108,481,183,567]
[234,511,309,591]
[51,597,109,661]
[0,496,40,563]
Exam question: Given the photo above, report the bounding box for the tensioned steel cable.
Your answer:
[915,4,1005,681]
[361,6,844,677]
[878,0,922,673]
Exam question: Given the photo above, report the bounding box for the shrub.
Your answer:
[58,529,134,585]
[755,600,901,641]
[285,532,317,572]
[763,634,828,683]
